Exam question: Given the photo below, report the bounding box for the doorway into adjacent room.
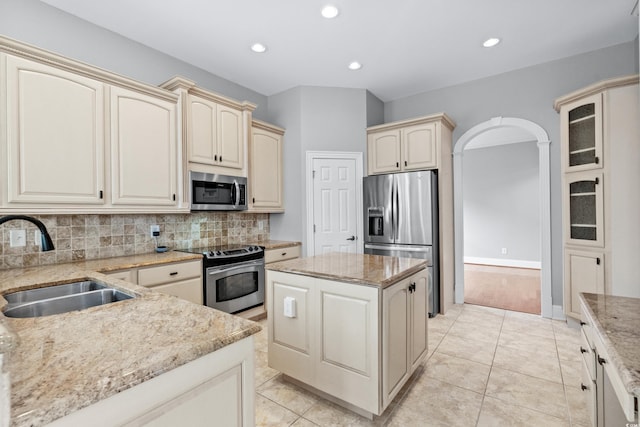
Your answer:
[453,117,552,317]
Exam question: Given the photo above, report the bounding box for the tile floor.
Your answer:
[253,303,590,426]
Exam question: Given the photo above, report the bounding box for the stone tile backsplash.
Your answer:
[0,212,269,270]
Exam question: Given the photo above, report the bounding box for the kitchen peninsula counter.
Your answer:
[0,252,261,427]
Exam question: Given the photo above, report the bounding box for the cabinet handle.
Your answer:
[594,156,599,164]
[596,258,601,265]
[594,177,599,185]
[169,272,178,276]
[580,346,588,354]
[215,154,218,161]
[404,160,407,166]
[580,321,586,326]
[173,194,176,201]
[597,356,606,365]
[581,383,589,391]
[99,190,103,199]
[253,197,255,204]
[219,155,222,162]
[396,162,399,168]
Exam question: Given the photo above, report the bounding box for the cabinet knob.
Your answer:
[580,346,587,354]
[581,383,588,391]
[596,258,601,265]
[214,154,218,161]
[594,156,599,164]
[580,321,586,326]
[597,356,606,365]
[219,156,222,162]
[404,160,407,166]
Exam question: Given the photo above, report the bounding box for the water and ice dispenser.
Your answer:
[367,207,384,237]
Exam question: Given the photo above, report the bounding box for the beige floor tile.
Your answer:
[446,318,501,343]
[257,374,319,415]
[441,304,464,319]
[437,333,497,365]
[498,328,557,355]
[456,308,505,329]
[560,358,583,388]
[477,396,570,427]
[463,303,507,317]
[255,349,280,387]
[387,378,483,427]
[493,344,563,383]
[303,399,384,427]
[427,330,445,356]
[425,351,491,393]
[290,417,319,426]
[255,393,300,427]
[485,367,568,419]
[502,314,555,340]
[556,337,582,363]
[428,315,455,335]
[565,384,593,427]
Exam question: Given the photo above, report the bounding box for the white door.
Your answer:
[311,156,360,255]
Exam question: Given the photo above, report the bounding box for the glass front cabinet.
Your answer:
[564,171,604,247]
[562,93,603,173]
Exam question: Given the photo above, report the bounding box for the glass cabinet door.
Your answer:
[565,171,604,247]
[563,94,603,172]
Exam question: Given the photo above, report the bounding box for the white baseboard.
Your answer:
[464,256,541,270]
[552,305,566,321]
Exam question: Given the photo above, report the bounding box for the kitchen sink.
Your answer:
[2,280,135,318]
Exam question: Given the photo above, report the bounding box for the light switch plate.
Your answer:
[10,229,26,247]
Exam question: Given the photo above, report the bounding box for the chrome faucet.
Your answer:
[0,215,55,251]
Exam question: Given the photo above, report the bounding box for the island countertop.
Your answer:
[0,252,261,427]
[580,292,640,398]
[266,252,426,288]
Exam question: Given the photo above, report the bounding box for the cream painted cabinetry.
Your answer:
[267,268,428,417]
[264,245,301,264]
[249,120,285,212]
[0,36,185,213]
[555,75,640,319]
[160,77,256,179]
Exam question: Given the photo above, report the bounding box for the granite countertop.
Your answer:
[0,251,261,427]
[580,293,640,398]
[260,240,301,250]
[266,252,426,288]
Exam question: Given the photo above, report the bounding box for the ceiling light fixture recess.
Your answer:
[251,43,267,53]
[321,5,339,19]
[482,38,501,48]
[348,61,362,71]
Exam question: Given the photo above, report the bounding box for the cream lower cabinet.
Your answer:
[267,268,428,417]
[249,120,285,212]
[564,250,604,319]
[2,54,105,206]
[110,86,178,207]
[47,336,255,427]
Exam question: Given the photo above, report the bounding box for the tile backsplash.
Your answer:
[0,212,269,270]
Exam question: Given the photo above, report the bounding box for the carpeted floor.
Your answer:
[463,264,541,315]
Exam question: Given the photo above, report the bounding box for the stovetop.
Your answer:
[178,244,264,260]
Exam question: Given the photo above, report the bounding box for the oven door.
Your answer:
[205,259,264,313]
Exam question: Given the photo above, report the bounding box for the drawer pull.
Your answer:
[580,346,588,354]
[581,383,589,391]
[597,356,606,365]
[282,252,287,256]
[580,321,586,326]
[169,272,179,276]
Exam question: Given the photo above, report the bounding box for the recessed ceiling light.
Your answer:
[251,43,267,53]
[483,38,501,48]
[348,61,362,71]
[321,5,339,19]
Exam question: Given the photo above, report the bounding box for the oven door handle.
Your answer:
[208,263,262,276]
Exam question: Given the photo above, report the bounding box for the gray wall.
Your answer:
[385,40,639,306]
[0,0,269,119]
[463,142,540,263]
[267,87,370,252]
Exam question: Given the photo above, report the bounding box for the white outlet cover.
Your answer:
[9,229,26,247]
[34,230,42,246]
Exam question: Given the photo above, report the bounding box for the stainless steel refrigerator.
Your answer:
[363,170,439,316]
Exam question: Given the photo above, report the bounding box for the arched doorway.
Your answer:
[453,117,552,318]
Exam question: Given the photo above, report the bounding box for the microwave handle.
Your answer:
[233,181,240,206]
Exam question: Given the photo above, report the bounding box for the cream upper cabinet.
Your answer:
[110,86,178,207]
[0,37,186,213]
[249,120,285,212]
[367,117,448,175]
[555,75,640,319]
[2,54,105,205]
[189,95,243,170]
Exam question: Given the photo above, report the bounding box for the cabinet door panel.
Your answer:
[251,129,282,208]
[564,171,604,247]
[189,97,217,164]
[411,274,428,368]
[367,130,401,174]
[383,281,409,406]
[5,55,104,204]
[564,250,604,318]
[562,94,603,172]
[217,105,243,169]
[402,123,437,170]
[110,86,177,206]
[152,278,203,305]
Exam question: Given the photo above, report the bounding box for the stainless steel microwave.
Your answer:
[190,171,247,211]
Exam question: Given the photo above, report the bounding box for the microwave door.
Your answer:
[363,174,394,244]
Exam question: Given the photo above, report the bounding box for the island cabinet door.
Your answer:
[314,277,380,415]
[382,277,410,408]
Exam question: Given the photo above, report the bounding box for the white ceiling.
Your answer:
[41,0,639,102]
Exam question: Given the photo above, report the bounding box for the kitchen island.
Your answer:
[0,251,261,427]
[266,252,428,419]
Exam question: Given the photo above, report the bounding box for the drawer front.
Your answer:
[152,278,203,305]
[581,358,597,426]
[138,260,202,287]
[580,329,596,380]
[106,269,138,284]
[265,246,301,264]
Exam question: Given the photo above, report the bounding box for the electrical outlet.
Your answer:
[9,229,26,247]
[258,221,264,230]
[501,247,508,255]
[150,225,160,237]
[34,230,42,246]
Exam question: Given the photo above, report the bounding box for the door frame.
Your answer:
[305,151,364,257]
[453,117,554,318]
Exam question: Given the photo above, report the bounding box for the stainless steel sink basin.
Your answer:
[2,280,135,318]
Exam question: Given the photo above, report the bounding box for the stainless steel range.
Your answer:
[178,244,264,314]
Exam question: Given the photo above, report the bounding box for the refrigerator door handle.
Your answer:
[364,244,431,253]
[392,179,398,241]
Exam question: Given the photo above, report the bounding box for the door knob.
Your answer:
[346,236,356,241]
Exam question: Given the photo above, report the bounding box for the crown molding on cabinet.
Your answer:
[160,76,257,112]
[553,74,639,111]
[366,113,456,134]
[251,119,285,135]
